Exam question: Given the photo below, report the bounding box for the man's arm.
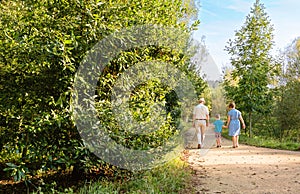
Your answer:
[192,107,196,127]
[206,107,209,126]
[206,114,209,126]
[192,113,195,127]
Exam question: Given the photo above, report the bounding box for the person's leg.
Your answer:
[236,135,239,147]
[217,138,220,147]
[195,121,202,148]
[232,136,236,147]
[218,136,222,147]
[215,133,218,147]
[200,122,206,147]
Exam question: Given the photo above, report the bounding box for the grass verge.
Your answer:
[222,128,300,151]
[2,153,193,193]
[77,156,192,194]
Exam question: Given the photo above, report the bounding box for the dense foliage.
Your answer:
[274,38,300,141]
[0,0,206,183]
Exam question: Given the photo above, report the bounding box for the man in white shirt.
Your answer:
[193,97,209,149]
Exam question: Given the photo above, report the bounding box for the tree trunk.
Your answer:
[248,111,252,138]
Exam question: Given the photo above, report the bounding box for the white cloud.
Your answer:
[200,8,218,17]
[263,0,300,50]
[225,0,252,13]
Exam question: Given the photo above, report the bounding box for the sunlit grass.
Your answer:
[222,128,300,151]
[77,157,192,194]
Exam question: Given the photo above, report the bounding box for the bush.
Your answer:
[0,0,203,182]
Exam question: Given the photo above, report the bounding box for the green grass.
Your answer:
[77,157,192,194]
[28,156,192,194]
[222,128,300,151]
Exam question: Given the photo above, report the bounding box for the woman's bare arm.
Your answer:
[226,115,230,128]
[239,115,246,129]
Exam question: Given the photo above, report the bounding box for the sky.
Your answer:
[193,0,300,76]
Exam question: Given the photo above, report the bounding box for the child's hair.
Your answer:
[215,114,220,119]
[228,102,236,108]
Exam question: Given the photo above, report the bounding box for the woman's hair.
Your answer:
[228,102,236,108]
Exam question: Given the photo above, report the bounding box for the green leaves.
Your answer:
[0,0,202,183]
[273,38,300,141]
[4,162,29,182]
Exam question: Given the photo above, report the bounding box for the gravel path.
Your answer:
[183,125,300,194]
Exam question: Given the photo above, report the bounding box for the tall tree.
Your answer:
[224,0,277,137]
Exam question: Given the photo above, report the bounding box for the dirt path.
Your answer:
[183,125,300,194]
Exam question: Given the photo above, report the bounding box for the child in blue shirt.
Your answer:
[213,114,226,148]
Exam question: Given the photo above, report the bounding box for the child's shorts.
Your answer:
[215,132,221,138]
